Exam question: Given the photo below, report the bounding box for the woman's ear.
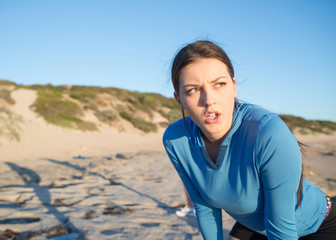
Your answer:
[233,77,237,98]
[174,92,185,110]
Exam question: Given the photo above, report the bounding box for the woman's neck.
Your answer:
[202,134,225,164]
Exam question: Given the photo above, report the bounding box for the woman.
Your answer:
[162,40,335,239]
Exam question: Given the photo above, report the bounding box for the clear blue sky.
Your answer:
[1,0,335,121]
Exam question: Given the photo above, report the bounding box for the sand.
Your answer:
[0,89,335,239]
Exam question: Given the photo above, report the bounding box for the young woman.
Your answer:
[162,40,336,239]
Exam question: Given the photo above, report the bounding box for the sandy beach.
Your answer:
[0,89,335,239]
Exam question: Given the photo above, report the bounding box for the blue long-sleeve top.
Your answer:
[162,102,326,240]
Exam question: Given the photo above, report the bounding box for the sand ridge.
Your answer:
[0,88,165,163]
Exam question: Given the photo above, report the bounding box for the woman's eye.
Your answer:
[186,88,199,94]
[215,82,226,87]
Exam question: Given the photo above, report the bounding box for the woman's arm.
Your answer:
[163,136,223,240]
[257,115,302,240]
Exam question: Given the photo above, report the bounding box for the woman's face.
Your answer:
[174,58,237,142]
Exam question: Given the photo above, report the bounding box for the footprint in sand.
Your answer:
[140,222,161,227]
[101,227,125,235]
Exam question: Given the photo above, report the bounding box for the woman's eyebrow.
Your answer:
[182,76,229,89]
[182,83,200,89]
[209,76,228,83]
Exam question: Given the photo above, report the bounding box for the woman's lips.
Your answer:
[207,113,217,119]
[205,111,221,123]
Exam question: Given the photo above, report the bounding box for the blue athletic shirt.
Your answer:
[163,102,326,240]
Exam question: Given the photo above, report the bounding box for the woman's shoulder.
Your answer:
[239,103,279,123]
[239,103,294,142]
[162,117,192,143]
[238,103,289,135]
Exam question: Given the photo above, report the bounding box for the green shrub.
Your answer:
[168,109,182,123]
[158,110,169,119]
[44,114,77,129]
[280,115,336,135]
[35,95,81,117]
[44,113,97,131]
[105,89,178,116]
[137,94,158,109]
[119,111,157,133]
[103,87,133,102]
[76,121,98,131]
[69,86,98,103]
[0,89,15,104]
[131,117,157,133]
[0,107,22,141]
[95,110,117,122]
[33,89,97,131]
[127,93,179,117]
[0,80,16,86]
[119,111,132,121]
[158,109,182,124]
[28,84,67,92]
[137,93,178,109]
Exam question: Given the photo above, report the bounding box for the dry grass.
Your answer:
[0,89,15,104]
[0,107,23,143]
[26,84,178,133]
[280,115,336,135]
[3,82,335,134]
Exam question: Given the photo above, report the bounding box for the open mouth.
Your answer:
[206,112,219,120]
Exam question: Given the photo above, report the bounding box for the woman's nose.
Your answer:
[201,88,216,106]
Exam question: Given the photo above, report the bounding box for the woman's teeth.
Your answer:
[207,113,217,119]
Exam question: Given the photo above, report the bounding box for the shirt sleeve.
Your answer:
[256,115,302,240]
[163,134,223,240]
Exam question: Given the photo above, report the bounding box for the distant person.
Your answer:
[163,40,336,239]
[175,185,195,217]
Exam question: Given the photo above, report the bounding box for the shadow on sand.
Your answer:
[44,157,201,236]
[1,155,203,239]
[45,158,174,212]
[3,162,85,239]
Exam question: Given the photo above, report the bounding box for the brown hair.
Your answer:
[171,40,234,94]
[297,142,305,207]
[170,40,304,207]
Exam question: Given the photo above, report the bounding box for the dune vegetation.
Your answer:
[0,106,22,143]
[0,80,336,135]
[280,115,336,135]
[0,80,179,133]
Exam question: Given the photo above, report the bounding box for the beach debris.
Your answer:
[0,229,19,239]
[88,162,97,168]
[52,198,81,206]
[321,151,336,156]
[44,225,70,237]
[102,205,134,215]
[73,155,91,160]
[115,153,126,159]
[83,210,96,219]
[71,175,83,180]
[6,225,73,240]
